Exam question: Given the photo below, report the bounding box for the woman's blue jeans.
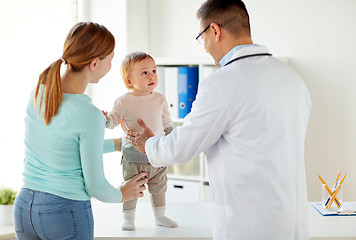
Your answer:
[14,188,94,240]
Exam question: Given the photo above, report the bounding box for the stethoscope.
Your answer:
[224,53,272,67]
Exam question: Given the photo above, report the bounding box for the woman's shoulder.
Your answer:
[62,94,104,123]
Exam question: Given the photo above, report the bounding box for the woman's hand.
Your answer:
[120,171,148,202]
[126,118,154,154]
[114,138,122,152]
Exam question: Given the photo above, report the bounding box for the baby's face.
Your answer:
[128,57,158,96]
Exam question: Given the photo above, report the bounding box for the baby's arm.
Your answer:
[162,94,174,136]
[102,110,109,124]
[106,98,123,129]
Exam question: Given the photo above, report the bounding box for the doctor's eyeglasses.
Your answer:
[195,23,222,45]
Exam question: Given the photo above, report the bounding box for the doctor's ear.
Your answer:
[210,23,222,40]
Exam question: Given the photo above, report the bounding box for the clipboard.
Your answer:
[312,202,356,216]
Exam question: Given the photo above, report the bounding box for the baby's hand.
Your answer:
[102,110,109,123]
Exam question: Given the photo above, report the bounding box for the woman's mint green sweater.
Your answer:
[22,90,122,202]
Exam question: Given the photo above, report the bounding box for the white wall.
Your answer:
[148,0,205,59]
[126,0,150,53]
[2,0,355,203]
[134,0,356,201]
[248,0,356,201]
[0,0,76,190]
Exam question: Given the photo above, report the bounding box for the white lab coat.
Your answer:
[146,45,311,240]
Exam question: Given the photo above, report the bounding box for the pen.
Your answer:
[326,173,346,209]
[337,209,356,215]
[326,174,345,209]
[334,172,341,183]
[317,174,341,208]
[324,181,339,207]
[325,173,340,207]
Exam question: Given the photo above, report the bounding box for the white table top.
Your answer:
[308,202,356,238]
[92,200,212,239]
[2,202,356,239]
[93,200,356,239]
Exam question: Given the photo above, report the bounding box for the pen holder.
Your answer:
[322,183,343,208]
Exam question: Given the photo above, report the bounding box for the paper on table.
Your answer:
[312,202,356,216]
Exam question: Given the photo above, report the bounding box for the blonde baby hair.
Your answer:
[120,51,154,89]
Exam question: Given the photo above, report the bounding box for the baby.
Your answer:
[105,51,177,231]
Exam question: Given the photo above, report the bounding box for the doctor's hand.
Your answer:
[120,171,148,203]
[127,118,154,154]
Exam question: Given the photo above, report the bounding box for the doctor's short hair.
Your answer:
[197,0,251,37]
[120,51,155,89]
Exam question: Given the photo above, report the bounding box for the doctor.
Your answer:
[128,0,311,239]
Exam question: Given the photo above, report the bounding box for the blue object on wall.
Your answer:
[178,66,199,118]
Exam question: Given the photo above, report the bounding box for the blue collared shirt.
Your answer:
[219,44,259,67]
